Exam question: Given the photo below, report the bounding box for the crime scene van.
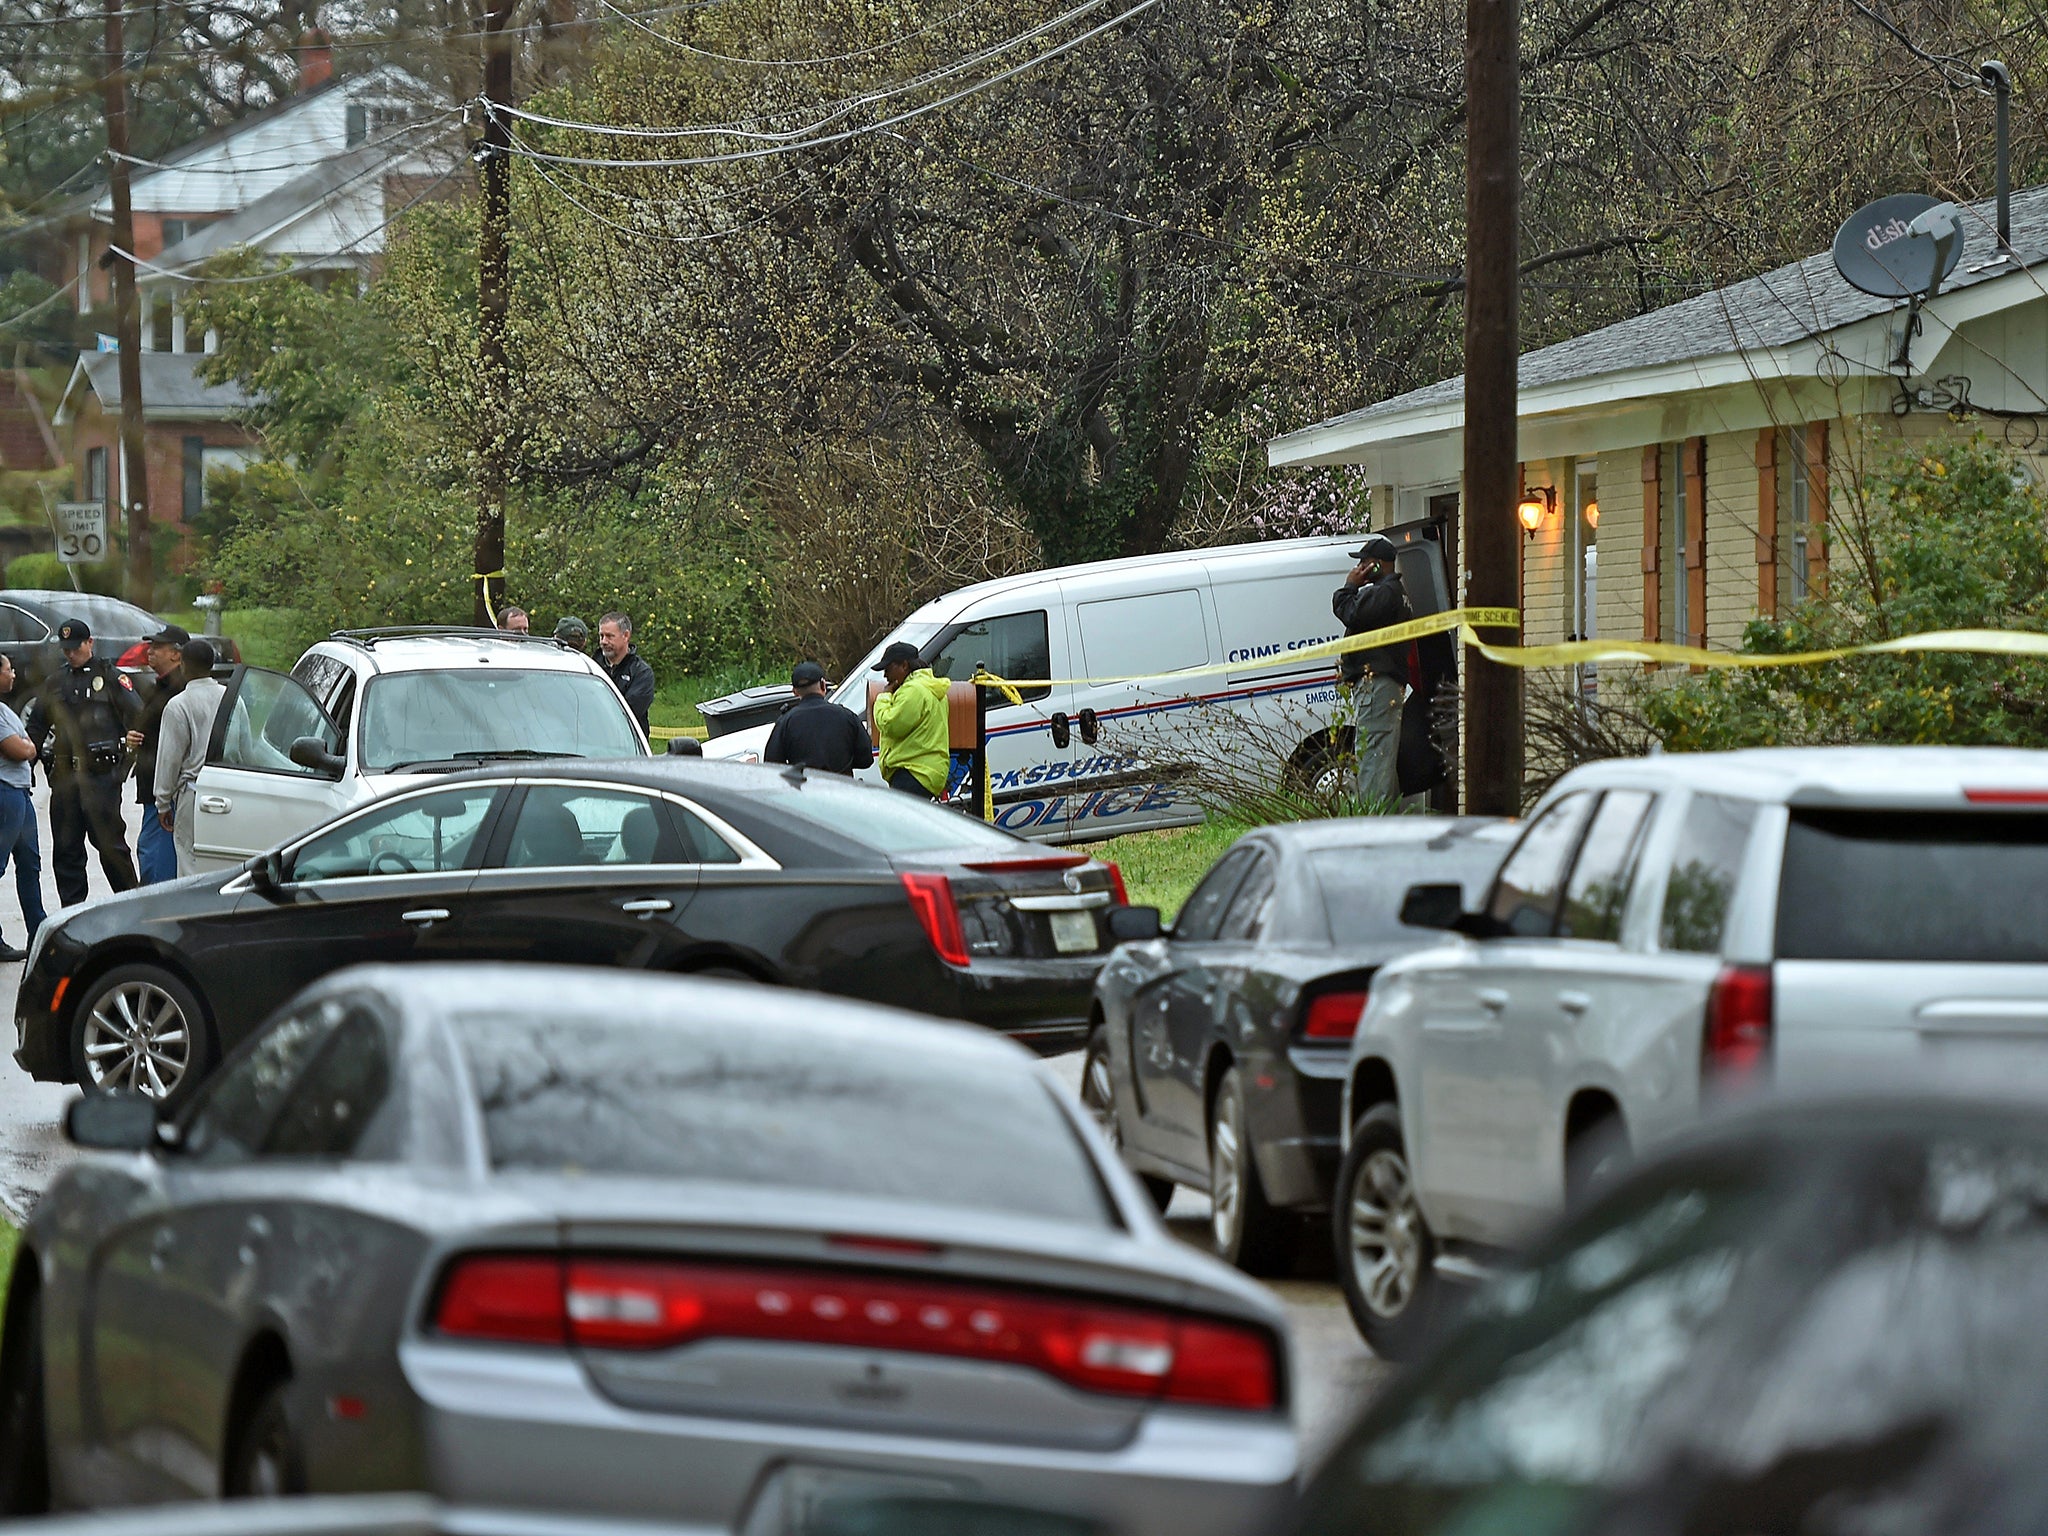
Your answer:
[705,525,1452,843]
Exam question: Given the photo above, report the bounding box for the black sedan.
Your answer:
[14,760,1127,1102]
[0,590,238,686]
[1085,817,1513,1273]
[1292,1089,2048,1536]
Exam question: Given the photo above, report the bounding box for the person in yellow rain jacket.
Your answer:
[871,641,951,798]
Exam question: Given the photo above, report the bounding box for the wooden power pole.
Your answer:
[100,0,152,608]
[473,0,517,627]
[1460,0,1522,814]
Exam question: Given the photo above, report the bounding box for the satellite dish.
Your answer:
[1833,193,1967,298]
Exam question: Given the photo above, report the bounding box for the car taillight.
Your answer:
[900,871,970,967]
[1300,989,1370,1041]
[434,1255,567,1344]
[1105,862,1129,906]
[435,1256,1278,1411]
[115,642,147,670]
[1703,964,1773,1082]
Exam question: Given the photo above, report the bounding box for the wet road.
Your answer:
[0,792,1391,1467]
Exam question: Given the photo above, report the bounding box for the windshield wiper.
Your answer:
[451,749,585,761]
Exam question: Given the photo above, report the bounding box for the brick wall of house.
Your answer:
[66,396,256,564]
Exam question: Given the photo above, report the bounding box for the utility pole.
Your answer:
[1460,0,1521,814]
[100,0,152,607]
[472,0,517,627]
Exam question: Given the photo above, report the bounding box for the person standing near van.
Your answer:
[765,661,873,775]
[871,642,950,798]
[1333,535,1411,808]
[154,641,227,878]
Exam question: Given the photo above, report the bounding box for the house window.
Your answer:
[346,104,367,146]
[84,447,108,507]
[183,437,205,521]
[161,219,187,248]
[1780,425,1812,608]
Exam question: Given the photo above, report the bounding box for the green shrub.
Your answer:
[1646,437,2048,751]
[6,552,122,596]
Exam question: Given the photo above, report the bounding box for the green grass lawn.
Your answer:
[1082,816,1251,919]
[650,666,783,736]
[0,1222,16,1350]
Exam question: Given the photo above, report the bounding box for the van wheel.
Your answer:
[1208,1067,1295,1274]
[1081,1029,1173,1213]
[1288,731,1354,802]
[1565,1114,1630,1208]
[1333,1105,1441,1361]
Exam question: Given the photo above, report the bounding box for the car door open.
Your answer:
[190,666,352,871]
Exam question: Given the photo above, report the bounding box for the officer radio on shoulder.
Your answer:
[23,619,142,905]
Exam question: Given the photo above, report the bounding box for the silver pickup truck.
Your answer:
[1333,746,2048,1357]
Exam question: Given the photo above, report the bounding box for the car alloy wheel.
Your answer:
[1082,1028,1173,1213]
[1347,1149,1423,1319]
[1207,1066,1294,1274]
[1333,1103,1442,1360]
[82,980,191,1099]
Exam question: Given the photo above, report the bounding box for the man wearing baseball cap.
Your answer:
[22,617,142,903]
[125,622,189,883]
[763,661,873,776]
[1332,535,1412,808]
[870,641,950,797]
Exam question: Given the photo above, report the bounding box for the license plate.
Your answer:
[1050,909,1097,953]
[741,1465,969,1536]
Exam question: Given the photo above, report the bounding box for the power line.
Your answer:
[486,0,1161,169]
[590,0,985,68]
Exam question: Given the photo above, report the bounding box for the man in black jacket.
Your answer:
[1332,535,1411,808]
[597,611,656,739]
[763,661,874,775]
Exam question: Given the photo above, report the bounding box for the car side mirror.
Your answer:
[288,735,345,778]
[1399,883,1467,930]
[249,849,287,896]
[666,735,703,756]
[65,1091,160,1151]
[1107,905,1164,942]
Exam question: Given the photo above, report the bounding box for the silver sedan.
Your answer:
[0,965,1297,1535]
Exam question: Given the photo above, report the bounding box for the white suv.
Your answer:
[186,627,648,872]
[1333,746,2048,1357]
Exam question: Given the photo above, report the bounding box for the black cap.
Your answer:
[1348,534,1399,563]
[57,619,89,647]
[554,616,588,642]
[791,660,826,688]
[148,623,190,647]
[872,640,922,672]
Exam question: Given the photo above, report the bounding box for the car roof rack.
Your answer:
[327,626,571,648]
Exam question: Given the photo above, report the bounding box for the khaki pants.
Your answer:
[1352,675,1405,808]
[173,786,198,878]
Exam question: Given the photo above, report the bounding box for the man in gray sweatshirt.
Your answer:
[153,640,227,878]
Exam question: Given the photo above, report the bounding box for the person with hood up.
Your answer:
[870,641,951,798]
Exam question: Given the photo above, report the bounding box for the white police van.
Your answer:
[707,526,1452,842]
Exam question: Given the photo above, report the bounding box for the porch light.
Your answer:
[1583,499,1599,529]
[1516,488,1554,536]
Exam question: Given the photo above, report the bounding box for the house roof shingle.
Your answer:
[61,352,255,422]
[1291,183,2048,439]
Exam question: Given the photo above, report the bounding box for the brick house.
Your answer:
[53,354,257,559]
[1268,184,2048,692]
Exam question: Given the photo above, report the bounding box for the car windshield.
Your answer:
[454,1013,1112,1227]
[828,623,942,710]
[1309,842,1507,942]
[1298,1123,2048,1536]
[359,669,644,771]
[769,774,1028,854]
[1778,810,2048,962]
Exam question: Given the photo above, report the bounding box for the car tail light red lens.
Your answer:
[1703,964,1773,1082]
[435,1255,567,1344]
[435,1256,1278,1411]
[1964,788,2048,804]
[1105,862,1129,906]
[961,855,1089,873]
[1300,989,1370,1041]
[900,871,971,967]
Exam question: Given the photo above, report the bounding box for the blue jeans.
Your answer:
[137,800,177,884]
[0,783,48,944]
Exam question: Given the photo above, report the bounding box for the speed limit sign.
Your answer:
[53,502,107,565]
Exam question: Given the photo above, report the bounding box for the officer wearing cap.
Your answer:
[24,617,142,904]
[763,661,874,776]
[125,622,189,884]
[1333,534,1412,808]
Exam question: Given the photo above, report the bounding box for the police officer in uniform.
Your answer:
[25,619,142,905]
